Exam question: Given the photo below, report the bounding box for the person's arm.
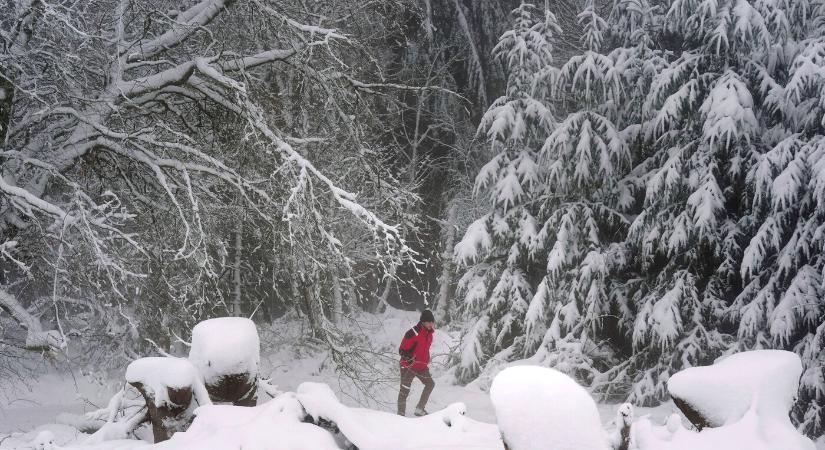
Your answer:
[399,328,418,364]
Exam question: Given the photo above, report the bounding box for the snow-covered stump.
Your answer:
[189,317,260,406]
[490,366,609,450]
[125,357,211,443]
[609,403,633,450]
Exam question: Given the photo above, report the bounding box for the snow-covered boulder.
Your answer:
[667,350,802,428]
[490,365,609,450]
[634,350,817,450]
[189,317,260,406]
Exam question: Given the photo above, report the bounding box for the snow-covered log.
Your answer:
[295,382,500,450]
[143,382,501,450]
[189,317,260,406]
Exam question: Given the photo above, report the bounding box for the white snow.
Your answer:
[490,365,609,450]
[188,317,260,385]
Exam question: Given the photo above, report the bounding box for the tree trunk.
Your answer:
[129,381,193,443]
[330,269,344,324]
[0,76,13,146]
[303,275,324,337]
[232,220,243,317]
[376,274,393,314]
[434,204,457,323]
[204,373,258,407]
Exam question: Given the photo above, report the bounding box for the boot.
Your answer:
[414,407,428,417]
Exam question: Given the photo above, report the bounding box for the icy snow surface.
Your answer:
[188,317,260,384]
[490,365,609,450]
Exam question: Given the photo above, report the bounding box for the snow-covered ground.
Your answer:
[1,311,821,449]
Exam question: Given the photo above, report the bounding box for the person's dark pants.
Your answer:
[397,366,434,416]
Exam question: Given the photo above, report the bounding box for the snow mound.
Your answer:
[667,350,802,426]
[490,365,608,450]
[125,357,209,407]
[189,317,260,384]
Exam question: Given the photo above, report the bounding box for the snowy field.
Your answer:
[1,311,822,449]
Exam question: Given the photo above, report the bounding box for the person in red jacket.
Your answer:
[397,309,435,416]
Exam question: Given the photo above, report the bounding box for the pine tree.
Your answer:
[454,2,560,381]
[613,0,825,433]
[455,0,634,387]
[454,0,825,437]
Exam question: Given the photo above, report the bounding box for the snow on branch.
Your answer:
[125,0,233,63]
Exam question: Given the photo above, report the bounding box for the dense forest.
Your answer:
[1,0,823,440]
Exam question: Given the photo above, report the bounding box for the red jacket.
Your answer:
[399,323,433,371]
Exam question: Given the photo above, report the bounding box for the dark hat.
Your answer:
[420,309,435,323]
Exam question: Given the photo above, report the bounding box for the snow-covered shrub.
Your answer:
[490,365,609,450]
